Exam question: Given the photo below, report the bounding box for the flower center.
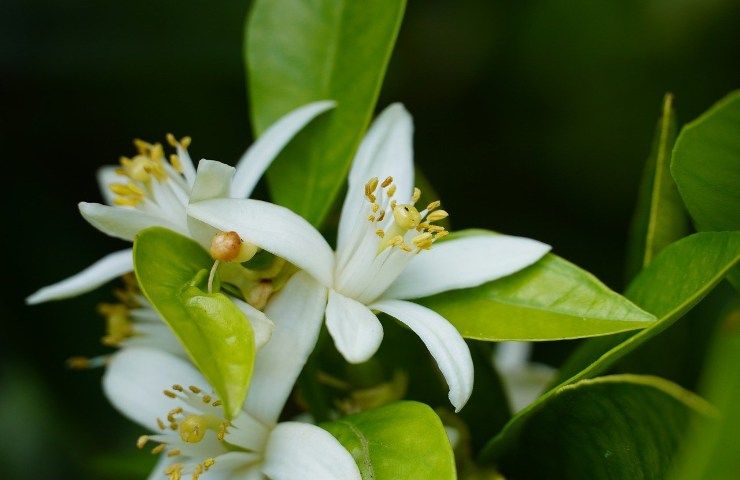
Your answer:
[364,176,449,254]
[108,134,190,207]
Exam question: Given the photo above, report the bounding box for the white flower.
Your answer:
[494,342,556,413]
[104,272,360,480]
[188,104,551,411]
[26,101,335,305]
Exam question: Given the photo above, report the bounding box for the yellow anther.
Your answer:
[167,449,181,457]
[365,177,379,197]
[426,225,446,232]
[170,154,183,173]
[387,184,397,197]
[156,418,165,430]
[167,407,183,422]
[136,435,149,449]
[211,400,222,407]
[392,204,422,229]
[411,187,421,203]
[210,231,258,263]
[99,302,133,346]
[381,176,393,188]
[202,395,212,404]
[163,390,176,398]
[434,230,449,239]
[150,143,164,161]
[109,183,132,195]
[412,232,433,245]
[217,421,228,441]
[367,214,375,222]
[426,200,441,211]
[203,458,216,470]
[181,136,192,148]
[192,464,204,480]
[390,200,397,209]
[371,203,379,213]
[165,463,183,480]
[166,133,178,147]
[389,235,404,247]
[133,138,151,153]
[170,423,178,431]
[179,415,208,443]
[400,243,413,252]
[376,229,385,238]
[66,356,91,370]
[151,444,166,454]
[113,196,141,207]
[189,386,201,394]
[426,210,448,222]
[172,384,184,392]
[377,210,386,222]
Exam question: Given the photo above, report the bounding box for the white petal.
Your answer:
[232,297,275,350]
[26,248,133,304]
[97,165,126,205]
[79,202,183,241]
[103,347,206,431]
[175,145,198,186]
[337,104,414,254]
[494,341,531,371]
[497,363,556,413]
[187,160,236,246]
[231,101,336,199]
[371,299,474,411]
[188,199,335,287]
[262,422,361,480]
[383,234,551,300]
[326,290,383,364]
[147,455,174,480]
[245,272,327,425]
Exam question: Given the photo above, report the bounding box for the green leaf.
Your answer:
[133,227,255,419]
[246,0,406,226]
[419,230,656,341]
[672,90,740,233]
[322,401,456,480]
[670,296,740,480]
[626,93,689,280]
[495,374,715,479]
[481,231,739,463]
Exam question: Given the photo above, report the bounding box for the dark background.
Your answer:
[2,0,738,478]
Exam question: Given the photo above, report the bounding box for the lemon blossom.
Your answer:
[26,101,335,305]
[104,272,360,480]
[494,342,556,413]
[187,104,551,411]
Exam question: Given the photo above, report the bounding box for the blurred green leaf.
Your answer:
[419,229,656,341]
[672,90,740,232]
[670,296,740,480]
[133,227,255,418]
[246,0,406,226]
[496,374,714,479]
[483,231,739,463]
[322,401,456,479]
[626,93,689,281]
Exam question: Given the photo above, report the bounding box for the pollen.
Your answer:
[363,176,449,254]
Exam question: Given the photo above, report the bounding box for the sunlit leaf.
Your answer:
[322,401,456,480]
[133,227,255,418]
[420,230,655,341]
[246,0,407,226]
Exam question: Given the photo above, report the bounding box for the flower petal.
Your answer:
[337,104,414,254]
[79,202,184,241]
[26,248,133,304]
[371,299,473,411]
[326,290,383,364]
[383,234,551,300]
[187,160,236,246]
[245,272,327,425]
[231,100,336,199]
[188,199,335,287]
[103,347,206,431]
[97,165,126,205]
[232,297,275,350]
[262,422,361,480]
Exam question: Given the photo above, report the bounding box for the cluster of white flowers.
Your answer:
[28,101,550,479]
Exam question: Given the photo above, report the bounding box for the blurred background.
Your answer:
[2,0,739,477]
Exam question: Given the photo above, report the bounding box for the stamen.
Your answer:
[189,386,202,394]
[136,435,150,449]
[157,418,166,430]
[165,463,183,480]
[203,458,216,470]
[151,444,166,454]
[411,187,421,203]
[164,390,177,398]
[168,449,181,457]
[381,176,393,188]
[387,184,397,197]
[426,210,448,222]
[365,177,379,198]
[426,200,441,211]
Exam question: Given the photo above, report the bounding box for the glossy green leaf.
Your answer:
[322,401,456,480]
[626,93,689,280]
[556,231,740,385]
[246,0,406,226]
[133,227,255,419]
[671,296,740,480]
[482,231,739,463]
[496,375,714,479]
[672,90,740,233]
[419,230,656,341]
